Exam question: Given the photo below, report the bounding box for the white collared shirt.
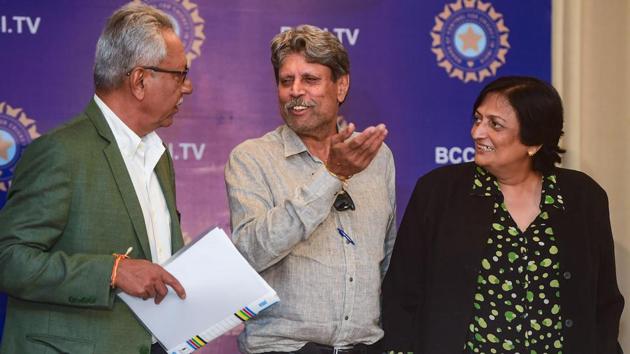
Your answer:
[94,94,172,264]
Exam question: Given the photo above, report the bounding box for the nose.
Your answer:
[181,77,193,95]
[289,79,305,98]
[471,120,486,140]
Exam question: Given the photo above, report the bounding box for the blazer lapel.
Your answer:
[154,151,184,252]
[84,100,152,259]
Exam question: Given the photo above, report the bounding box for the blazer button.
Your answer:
[565,319,573,328]
[563,271,572,280]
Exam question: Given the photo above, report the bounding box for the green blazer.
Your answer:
[0,100,184,354]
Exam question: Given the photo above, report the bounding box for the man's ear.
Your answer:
[336,74,350,104]
[128,68,146,100]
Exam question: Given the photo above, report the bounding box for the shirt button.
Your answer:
[344,316,349,320]
[565,319,573,328]
[563,271,572,280]
[349,277,353,282]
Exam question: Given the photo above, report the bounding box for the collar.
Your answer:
[540,174,565,211]
[279,121,350,159]
[280,124,309,158]
[94,94,165,163]
[471,164,565,211]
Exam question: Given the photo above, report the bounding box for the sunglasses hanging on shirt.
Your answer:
[334,189,355,211]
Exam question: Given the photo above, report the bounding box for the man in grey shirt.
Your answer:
[225,24,396,354]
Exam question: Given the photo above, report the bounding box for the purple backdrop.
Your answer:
[0,0,550,352]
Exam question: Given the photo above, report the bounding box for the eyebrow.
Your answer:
[474,110,507,123]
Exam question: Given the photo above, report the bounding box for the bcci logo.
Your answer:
[0,102,39,191]
[431,0,510,83]
[134,0,205,63]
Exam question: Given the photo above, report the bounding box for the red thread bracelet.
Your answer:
[110,247,133,288]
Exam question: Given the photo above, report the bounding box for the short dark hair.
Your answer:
[270,25,350,84]
[473,76,565,174]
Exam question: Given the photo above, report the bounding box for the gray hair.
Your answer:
[93,3,174,90]
[271,25,350,83]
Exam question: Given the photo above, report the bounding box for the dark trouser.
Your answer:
[262,342,371,354]
[151,342,168,354]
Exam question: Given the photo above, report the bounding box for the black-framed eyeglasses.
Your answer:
[334,190,355,211]
[143,65,189,83]
[127,65,189,83]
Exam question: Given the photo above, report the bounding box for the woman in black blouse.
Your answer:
[381,76,624,354]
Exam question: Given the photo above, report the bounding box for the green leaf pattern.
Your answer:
[465,167,565,353]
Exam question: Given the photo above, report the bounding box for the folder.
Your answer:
[118,227,279,353]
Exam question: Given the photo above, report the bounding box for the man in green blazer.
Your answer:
[0,4,193,354]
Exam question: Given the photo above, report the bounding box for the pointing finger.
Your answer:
[161,270,187,300]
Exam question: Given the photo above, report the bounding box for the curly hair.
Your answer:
[270,25,349,84]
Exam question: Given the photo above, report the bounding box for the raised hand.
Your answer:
[114,258,186,304]
[326,123,388,178]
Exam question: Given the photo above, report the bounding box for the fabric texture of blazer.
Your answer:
[0,100,184,354]
[381,162,624,354]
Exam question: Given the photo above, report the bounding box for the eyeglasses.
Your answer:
[334,190,355,211]
[143,65,189,83]
[127,65,189,83]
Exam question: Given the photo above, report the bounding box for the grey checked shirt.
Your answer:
[225,124,396,353]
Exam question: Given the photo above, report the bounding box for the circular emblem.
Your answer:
[430,0,510,83]
[0,102,40,191]
[134,0,206,63]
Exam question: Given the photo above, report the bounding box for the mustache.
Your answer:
[284,98,316,111]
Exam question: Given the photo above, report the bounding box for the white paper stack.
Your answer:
[118,227,280,353]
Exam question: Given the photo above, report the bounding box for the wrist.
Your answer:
[324,163,352,182]
[110,247,133,288]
